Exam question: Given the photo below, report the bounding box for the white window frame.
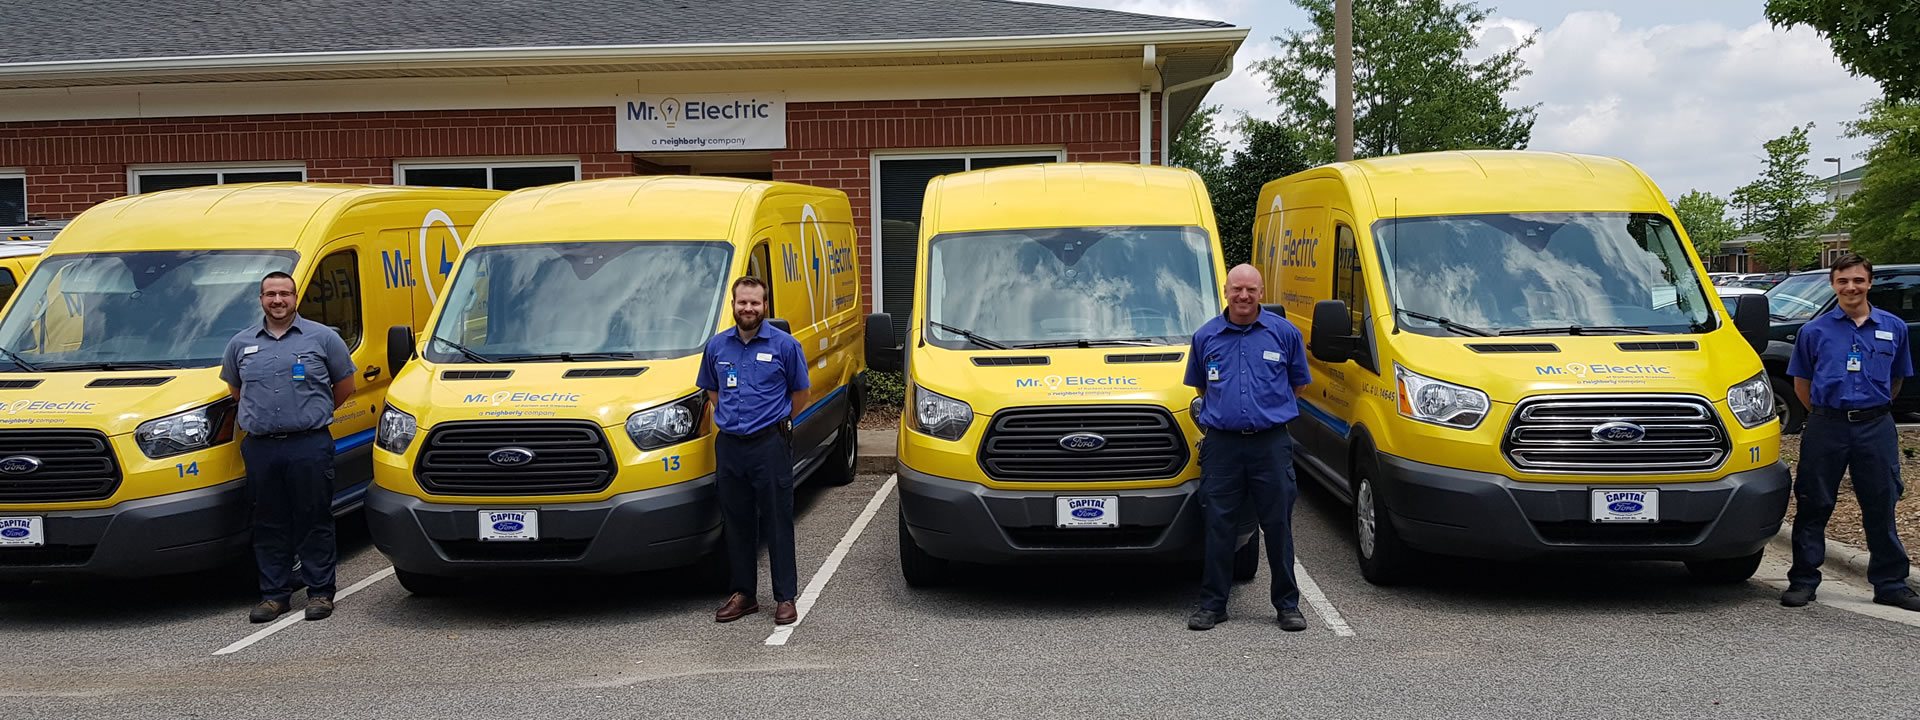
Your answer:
[868,147,1066,306]
[0,169,24,225]
[393,156,582,190]
[127,161,307,195]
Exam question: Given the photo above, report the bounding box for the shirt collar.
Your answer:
[1222,310,1267,332]
[724,321,782,344]
[253,315,306,338]
[1820,306,1880,327]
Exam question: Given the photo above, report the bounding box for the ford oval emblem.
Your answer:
[1071,507,1103,520]
[1608,500,1645,514]
[487,447,536,467]
[1591,422,1646,444]
[1059,432,1108,452]
[0,527,26,539]
[492,520,525,533]
[0,455,41,475]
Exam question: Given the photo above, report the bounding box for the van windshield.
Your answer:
[1765,273,1832,322]
[426,241,733,363]
[0,250,299,370]
[924,226,1219,349]
[1375,212,1714,336]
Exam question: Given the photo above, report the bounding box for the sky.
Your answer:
[1047,0,1883,200]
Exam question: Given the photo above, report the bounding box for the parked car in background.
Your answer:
[1761,266,1920,432]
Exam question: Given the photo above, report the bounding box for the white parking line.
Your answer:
[1294,561,1355,637]
[212,565,397,656]
[766,474,897,646]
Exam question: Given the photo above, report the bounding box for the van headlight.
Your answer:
[376,405,418,454]
[913,386,972,441]
[1727,373,1776,428]
[1395,364,1490,429]
[136,399,237,459]
[1189,395,1206,433]
[627,393,704,450]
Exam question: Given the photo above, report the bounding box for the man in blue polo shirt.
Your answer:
[1184,264,1313,631]
[1784,254,1919,611]
[697,276,811,626]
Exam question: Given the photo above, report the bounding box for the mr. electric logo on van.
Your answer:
[462,391,583,406]
[1013,375,1140,390]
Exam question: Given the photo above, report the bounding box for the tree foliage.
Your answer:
[1838,99,1920,262]
[1256,0,1537,162]
[1211,119,1315,267]
[1170,104,1228,183]
[1766,0,1920,102]
[1671,190,1738,257]
[1733,124,1829,271]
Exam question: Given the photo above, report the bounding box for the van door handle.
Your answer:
[364,366,381,381]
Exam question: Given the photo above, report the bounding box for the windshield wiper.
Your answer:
[1394,307,1492,337]
[0,347,39,372]
[927,321,1009,350]
[1017,337,1161,349]
[38,361,180,372]
[430,336,496,364]
[494,351,635,363]
[1498,325,1662,336]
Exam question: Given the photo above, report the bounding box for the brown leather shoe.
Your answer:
[773,600,798,625]
[715,592,759,623]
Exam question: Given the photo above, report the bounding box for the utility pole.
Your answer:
[1335,0,1354,161]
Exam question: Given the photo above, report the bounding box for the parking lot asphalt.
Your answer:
[3,471,1916,719]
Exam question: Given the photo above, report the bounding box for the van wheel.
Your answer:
[818,410,859,487]
[1233,529,1260,582]
[1354,472,1415,586]
[1773,375,1805,434]
[1686,551,1764,584]
[395,570,460,597]
[898,511,948,588]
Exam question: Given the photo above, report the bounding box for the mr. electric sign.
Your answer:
[616,92,788,152]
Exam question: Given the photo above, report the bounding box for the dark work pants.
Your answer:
[1791,413,1912,595]
[716,430,798,602]
[1198,427,1300,614]
[241,429,337,604]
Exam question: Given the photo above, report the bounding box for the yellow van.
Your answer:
[1252,151,1786,585]
[0,239,50,310]
[0,183,502,586]
[880,163,1247,586]
[368,176,866,594]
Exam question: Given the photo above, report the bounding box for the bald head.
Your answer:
[1226,264,1264,324]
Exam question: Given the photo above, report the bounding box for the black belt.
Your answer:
[1810,406,1890,422]
[249,428,329,440]
[721,423,789,443]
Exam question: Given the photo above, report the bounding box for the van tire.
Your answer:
[1233,529,1260,582]
[1685,551,1764,584]
[817,409,858,487]
[1772,375,1806,434]
[395,570,460,597]
[1354,467,1416,586]
[898,511,948,587]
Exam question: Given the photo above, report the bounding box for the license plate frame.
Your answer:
[0,516,45,547]
[478,509,539,541]
[1590,489,1659,524]
[1055,496,1119,529]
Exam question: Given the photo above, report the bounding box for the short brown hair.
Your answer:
[1830,253,1874,278]
[731,275,769,297]
[260,271,296,292]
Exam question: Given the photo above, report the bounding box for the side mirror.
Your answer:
[864,312,902,372]
[768,318,792,334]
[1309,300,1356,364]
[387,325,416,376]
[1733,294,1768,353]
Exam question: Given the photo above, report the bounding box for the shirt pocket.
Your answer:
[237,351,277,384]
[295,352,331,386]
[745,352,785,392]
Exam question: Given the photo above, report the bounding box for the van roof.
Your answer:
[53,182,502,253]
[469,175,832,245]
[925,163,1210,234]
[1320,151,1668,218]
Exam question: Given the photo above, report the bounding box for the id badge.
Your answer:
[292,360,307,381]
[1206,361,1221,382]
[726,368,739,388]
[1847,352,1863,373]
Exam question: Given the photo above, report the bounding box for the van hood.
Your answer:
[1389,332,1761,403]
[910,345,1193,415]
[393,356,703,429]
[0,367,227,436]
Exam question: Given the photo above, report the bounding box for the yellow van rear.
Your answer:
[881,163,1247,586]
[1253,151,1788,585]
[368,176,867,594]
[0,183,501,584]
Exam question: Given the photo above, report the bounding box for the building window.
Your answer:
[397,159,579,191]
[1,171,27,225]
[872,151,1063,341]
[300,250,363,349]
[131,165,305,195]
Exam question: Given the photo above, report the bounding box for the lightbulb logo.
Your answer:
[1564,362,1588,377]
[1044,375,1064,390]
[660,98,682,128]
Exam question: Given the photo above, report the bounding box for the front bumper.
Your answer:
[0,480,251,580]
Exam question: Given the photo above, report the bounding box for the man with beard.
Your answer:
[221,272,356,623]
[697,275,810,625]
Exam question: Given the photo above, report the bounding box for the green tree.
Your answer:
[1838,99,1920,262]
[1210,118,1315,267]
[1257,0,1537,162]
[1766,1,1920,101]
[1733,124,1829,271]
[1671,190,1738,257]
[1170,104,1228,184]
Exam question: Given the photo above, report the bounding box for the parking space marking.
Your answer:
[766,474,897,646]
[212,565,396,656]
[1294,561,1355,637]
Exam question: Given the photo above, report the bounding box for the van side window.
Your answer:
[748,242,774,319]
[299,251,363,349]
[1333,225,1364,330]
[0,269,16,308]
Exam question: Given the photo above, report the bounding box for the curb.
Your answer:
[1769,523,1876,580]
[855,428,897,476]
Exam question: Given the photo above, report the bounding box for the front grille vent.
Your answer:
[1466,343,1559,353]
[86,377,172,388]
[1616,341,1698,352]
[1106,353,1183,364]
[415,421,615,496]
[978,405,1187,482]
[0,430,121,502]
[971,356,1050,367]
[441,370,513,380]
[563,367,646,378]
[1502,395,1728,475]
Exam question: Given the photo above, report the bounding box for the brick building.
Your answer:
[0,0,1245,323]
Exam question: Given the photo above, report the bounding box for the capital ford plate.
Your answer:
[1056,496,1118,529]
[0,516,44,547]
[479,509,539,541]
[1590,489,1658,523]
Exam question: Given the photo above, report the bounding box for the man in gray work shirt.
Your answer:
[220,272,356,623]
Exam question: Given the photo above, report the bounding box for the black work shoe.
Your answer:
[1780,586,1817,607]
[248,599,290,623]
[1278,608,1309,632]
[1873,587,1920,611]
[305,595,335,621]
[1187,608,1228,631]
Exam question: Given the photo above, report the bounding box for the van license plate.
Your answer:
[1056,496,1118,528]
[0,516,44,547]
[479,510,539,541]
[1591,489,1658,523]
